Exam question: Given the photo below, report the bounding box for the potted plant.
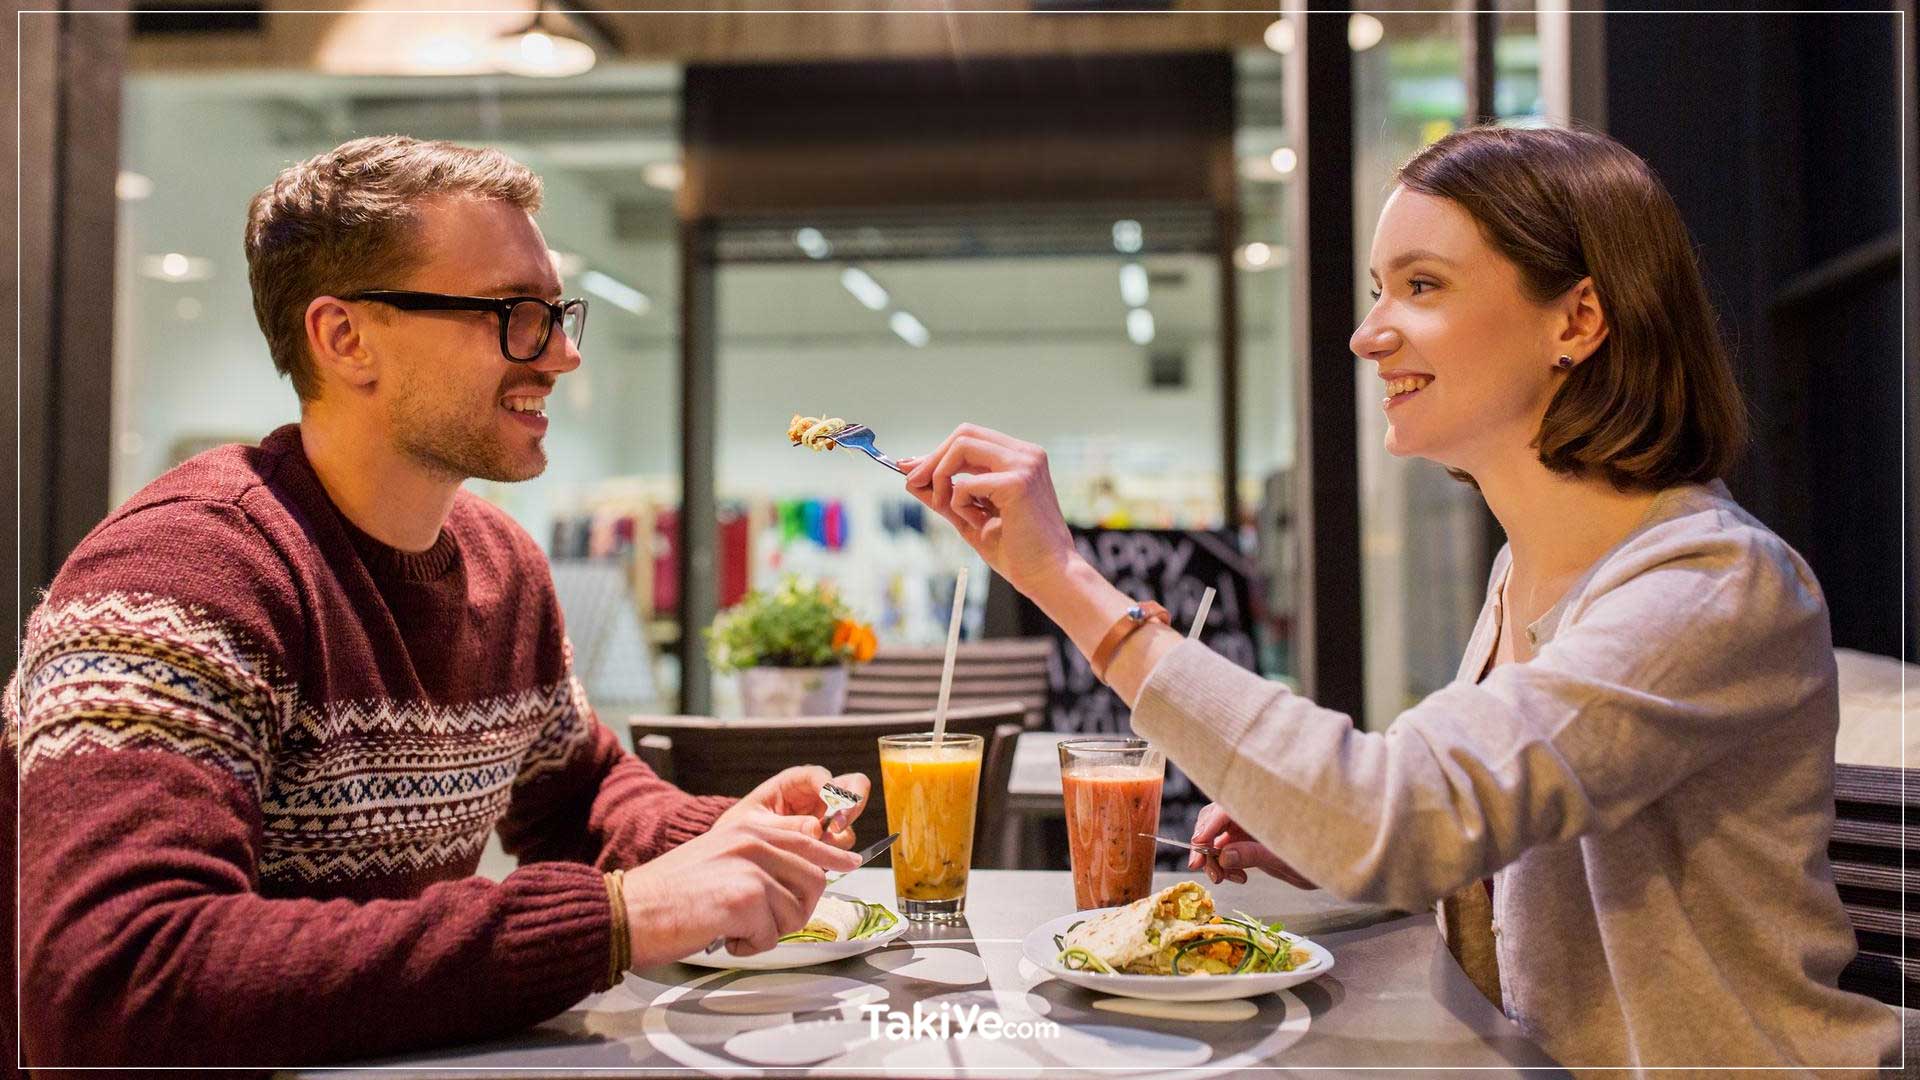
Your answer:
[706,576,878,717]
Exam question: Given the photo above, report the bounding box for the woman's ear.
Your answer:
[1559,276,1609,362]
[304,295,379,393]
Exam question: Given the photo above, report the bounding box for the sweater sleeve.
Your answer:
[14,501,615,1068]
[1129,521,1833,912]
[495,643,735,871]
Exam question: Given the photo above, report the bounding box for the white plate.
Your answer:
[1020,908,1334,1002]
[677,904,907,971]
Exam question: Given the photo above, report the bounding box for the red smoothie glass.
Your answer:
[1057,737,1165,910]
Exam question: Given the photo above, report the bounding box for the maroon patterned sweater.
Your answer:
[6,423,734,1069]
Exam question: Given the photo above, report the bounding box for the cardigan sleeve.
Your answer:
[1129,519,1833,912]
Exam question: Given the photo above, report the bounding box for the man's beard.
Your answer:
[387,377,546,484]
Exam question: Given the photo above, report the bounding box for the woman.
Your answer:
[899,126,1898,1071]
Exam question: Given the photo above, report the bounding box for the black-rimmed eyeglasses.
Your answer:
[347,290,589,363]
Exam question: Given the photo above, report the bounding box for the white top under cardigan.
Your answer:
[1130,480,1899,1072]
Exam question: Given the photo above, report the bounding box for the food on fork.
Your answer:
[1052,882,1302,975]
[789,414,849,451]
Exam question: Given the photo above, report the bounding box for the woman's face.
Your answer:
[1349,186,1568,475]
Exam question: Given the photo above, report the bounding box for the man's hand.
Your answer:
[1189,802,1319,890]
[622,817,862,967]
[719,765,871,849]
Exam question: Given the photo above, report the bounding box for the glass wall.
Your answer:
[1351,11,1492,729]
[1234,45,1301,683]
[708,220,1226,714]
[113,63,684,715]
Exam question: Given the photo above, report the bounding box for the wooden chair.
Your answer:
[1829,763,1916,1007]
[628,701,1026,869]
[843,638,1055,730]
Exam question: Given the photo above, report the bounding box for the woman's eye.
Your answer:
[1368,288,1382,301]
[1409,279,1436,295]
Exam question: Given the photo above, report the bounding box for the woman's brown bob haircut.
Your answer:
[1396,125,1747,490]
[244,135,543,401]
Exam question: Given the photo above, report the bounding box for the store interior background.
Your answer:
[10,4,1914,735]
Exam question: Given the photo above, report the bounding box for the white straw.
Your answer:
[931,566,969,749]
[1188,587,1216,641]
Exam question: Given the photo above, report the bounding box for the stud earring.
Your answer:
[1555,355,1574,370]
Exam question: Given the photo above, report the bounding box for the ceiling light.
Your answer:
[412,34,482,73]
[1236,242,1289,272]
[580,270,651,315]
[1263,18,1295,54]
[116,171,153,201]
[140,253,213,282]
[1349,13,1385,52]
[493,2,599,78]
[1126,308,1155,346]
[548,249,586,278]
[1119,263,1150,308]
[794,227,833,260]
[642,161,683,191]
[840,267,890,312]
[889,311,930,348]
[1111,219,1144,255]
[1269,147,1298,175]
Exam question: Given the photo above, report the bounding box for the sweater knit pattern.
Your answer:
[16,588,599,887]
[9,424,735,1068]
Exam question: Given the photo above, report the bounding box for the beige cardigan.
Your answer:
[1131,481,1899,1071]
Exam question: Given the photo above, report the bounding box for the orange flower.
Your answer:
[834,619,878,663]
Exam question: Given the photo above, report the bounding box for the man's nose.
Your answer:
[531,326,582,375]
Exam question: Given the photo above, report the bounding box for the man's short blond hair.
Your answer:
[244,135,543,400]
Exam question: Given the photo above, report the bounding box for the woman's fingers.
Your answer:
[926,437,1031,513]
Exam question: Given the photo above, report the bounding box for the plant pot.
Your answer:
[738,664,849,717]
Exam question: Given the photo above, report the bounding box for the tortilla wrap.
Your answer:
[1059,882,1215,971]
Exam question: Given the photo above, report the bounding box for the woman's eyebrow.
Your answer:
[1382,249,1460,273]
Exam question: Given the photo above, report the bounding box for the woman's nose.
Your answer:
[1349,313,1398,361]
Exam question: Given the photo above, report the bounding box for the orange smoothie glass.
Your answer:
[878,732,983,923]
[1058,737,1165,910]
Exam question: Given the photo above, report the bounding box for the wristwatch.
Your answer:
[1090,601,1172,683]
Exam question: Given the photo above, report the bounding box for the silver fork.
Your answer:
[824,424,907,475]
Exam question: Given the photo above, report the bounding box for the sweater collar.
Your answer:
[262,424,463,583]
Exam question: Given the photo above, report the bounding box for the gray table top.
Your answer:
[305,869,1561,1078]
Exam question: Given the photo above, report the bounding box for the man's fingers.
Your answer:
[758,821,862,871]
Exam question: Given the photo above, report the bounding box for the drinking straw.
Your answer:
[1188,587,1216,641]
[930,566,969,748]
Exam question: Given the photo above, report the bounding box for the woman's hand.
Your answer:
[900,424,1078,595]
[1190,802,1319,890]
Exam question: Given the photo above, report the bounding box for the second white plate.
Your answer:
[1020,908,1334,1001]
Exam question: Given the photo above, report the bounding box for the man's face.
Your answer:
[367,196,580,483]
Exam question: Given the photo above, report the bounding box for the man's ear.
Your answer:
[304,295,379,393]
[1557,276,1609,363]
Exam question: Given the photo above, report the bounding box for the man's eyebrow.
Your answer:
[478,281,562,300]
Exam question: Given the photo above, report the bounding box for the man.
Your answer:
[7,135,866,1068]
